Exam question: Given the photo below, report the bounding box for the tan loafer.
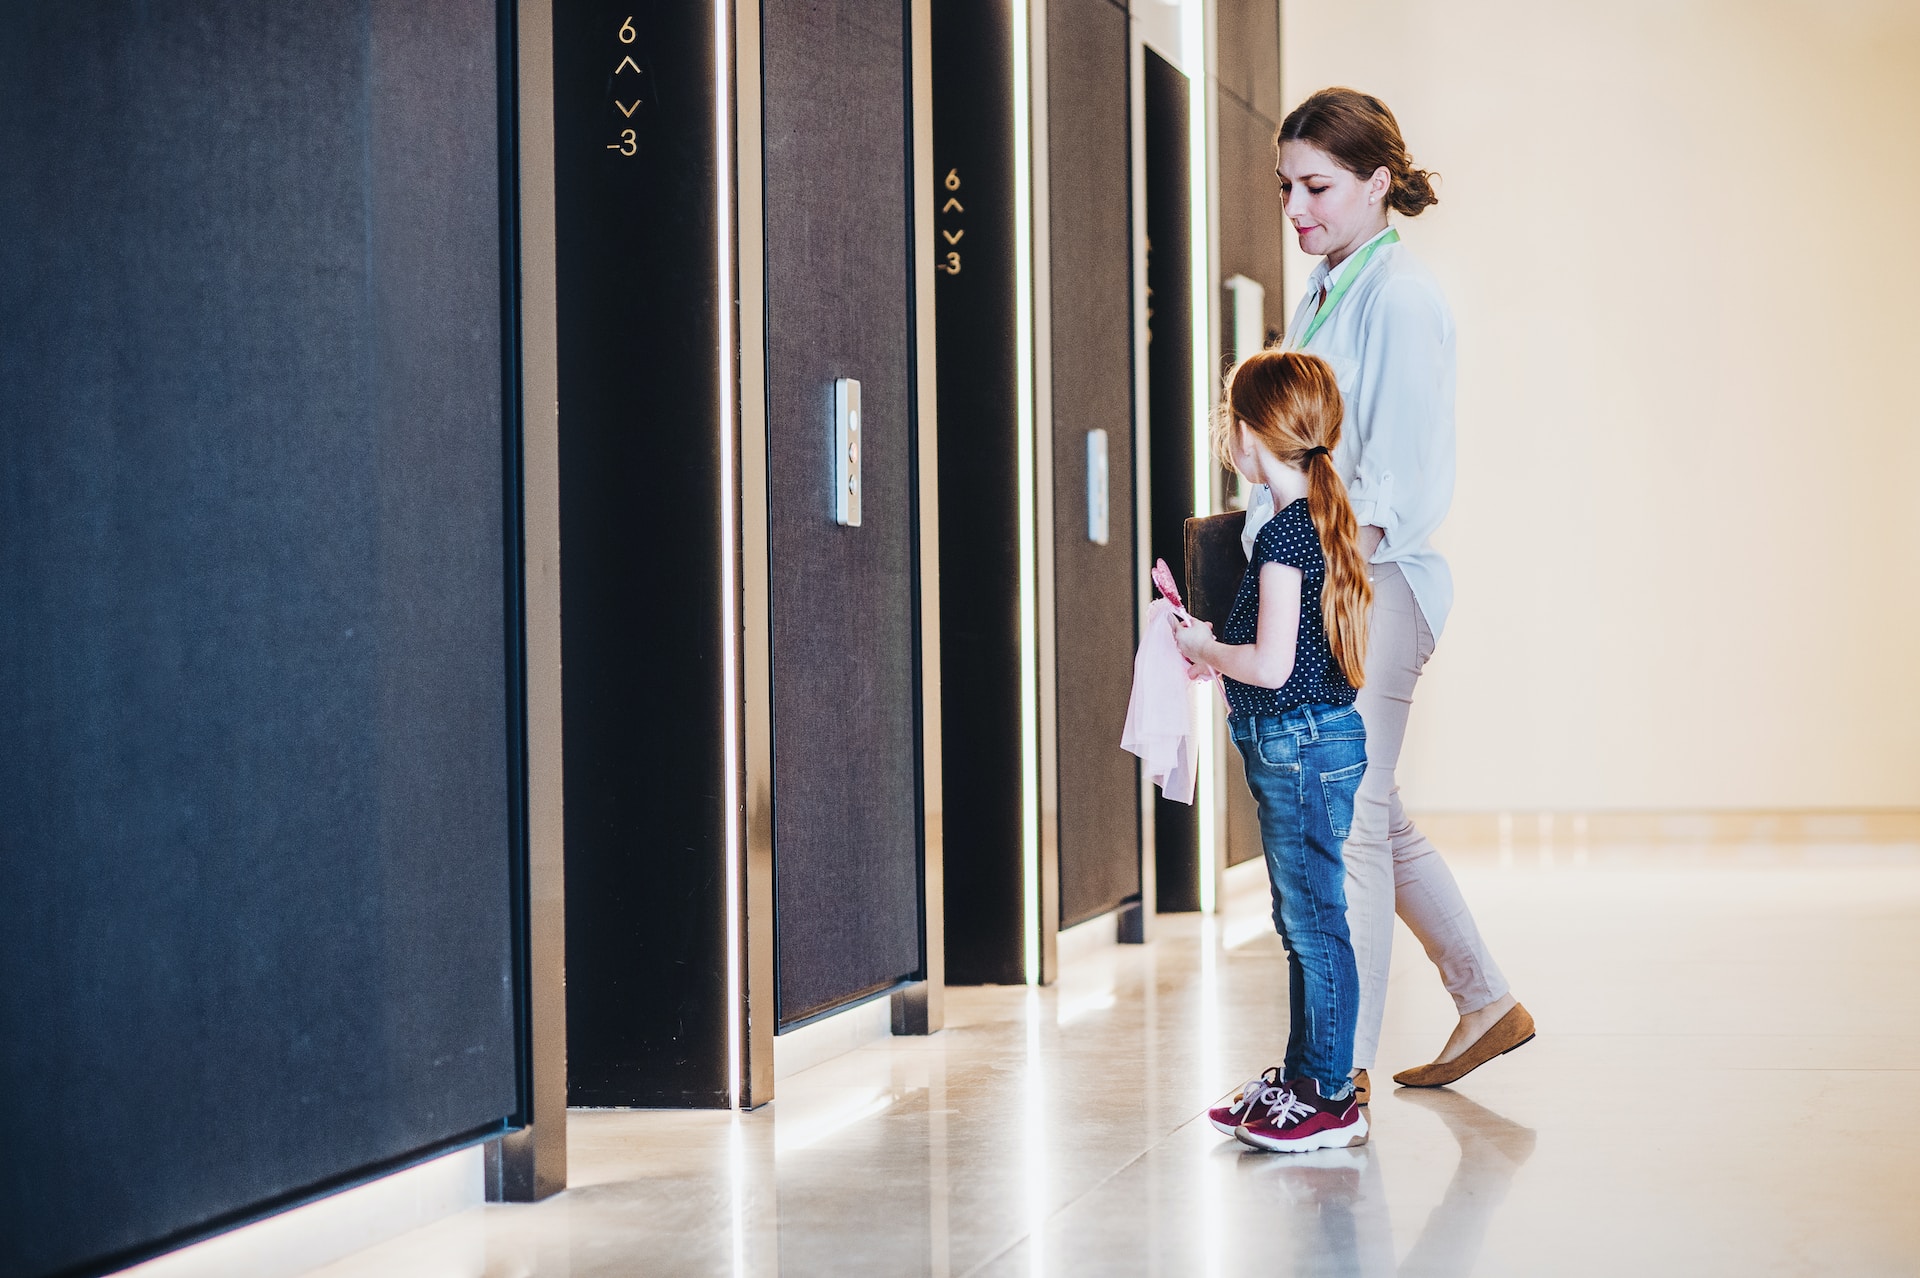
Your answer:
[1392,1004,1535,1089]
[1352,1069,1370,1106]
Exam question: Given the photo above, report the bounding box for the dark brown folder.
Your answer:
[1183,511,1249,625]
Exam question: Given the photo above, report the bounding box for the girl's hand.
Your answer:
[1171,615,1215,664]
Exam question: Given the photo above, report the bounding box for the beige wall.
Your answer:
[1277,0,1920,810]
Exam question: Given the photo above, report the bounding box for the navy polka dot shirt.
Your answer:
[1219,498,1358,718]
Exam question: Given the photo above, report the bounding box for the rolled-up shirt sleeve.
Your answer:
[1346,275,1454,561]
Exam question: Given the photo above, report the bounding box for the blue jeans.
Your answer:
[1230,703,1368,1094]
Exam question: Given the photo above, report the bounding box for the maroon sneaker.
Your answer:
[1235,1077,1369,1152]
[1208,1067,1284,1136]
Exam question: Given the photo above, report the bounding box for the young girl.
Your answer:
[1173,349,1373,1152]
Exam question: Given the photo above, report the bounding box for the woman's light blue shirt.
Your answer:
[1241,227,1458,639]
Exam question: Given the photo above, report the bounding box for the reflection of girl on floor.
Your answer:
[1251,1090,1538,1277]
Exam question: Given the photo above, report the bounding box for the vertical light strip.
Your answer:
[715,0,743,1109]
[1182,0,1217,915]
[1012,0,1042,985]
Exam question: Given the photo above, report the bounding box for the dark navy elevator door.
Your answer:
[763,0,925,1026]
[0,5,521,1274]
[1049,0,1142,928]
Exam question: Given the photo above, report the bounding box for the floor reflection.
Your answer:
[1231,1144,1386,1278]
[1394,1090,1537,1277]
[1234,1088,1540,1278]
[312,842,1920,1278]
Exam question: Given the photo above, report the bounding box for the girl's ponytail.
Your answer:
[1301,450,1371,688]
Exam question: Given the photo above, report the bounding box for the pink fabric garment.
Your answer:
[1121,599,1199,804]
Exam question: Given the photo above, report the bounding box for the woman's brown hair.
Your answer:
[1214,350,1371,687]
[1277,87,1438,218]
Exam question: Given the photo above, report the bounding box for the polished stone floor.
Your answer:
[320,826,1920,1277]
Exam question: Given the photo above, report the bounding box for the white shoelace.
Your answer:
[1253,1084,1315,1127]
[1231,1072,1281,1117]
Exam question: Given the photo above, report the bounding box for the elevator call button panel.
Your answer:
[833,378,862,527]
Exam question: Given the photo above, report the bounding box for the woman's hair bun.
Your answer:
[1390,165,1439,216]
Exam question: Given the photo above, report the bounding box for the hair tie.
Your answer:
[1302,446,1330,463]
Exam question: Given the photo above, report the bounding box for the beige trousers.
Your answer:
[1346,562,1509,1071]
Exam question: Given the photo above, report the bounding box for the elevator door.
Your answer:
[1050,0,1142,929]
[2,5,521,1271]
[1144,48,1201,911]
[763,0,925,1028]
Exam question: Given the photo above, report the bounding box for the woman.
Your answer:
[1242,87,1533,1092]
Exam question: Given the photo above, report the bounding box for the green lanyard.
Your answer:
[1296,228,1399,349]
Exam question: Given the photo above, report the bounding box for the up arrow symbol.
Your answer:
[616,55,642,74]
